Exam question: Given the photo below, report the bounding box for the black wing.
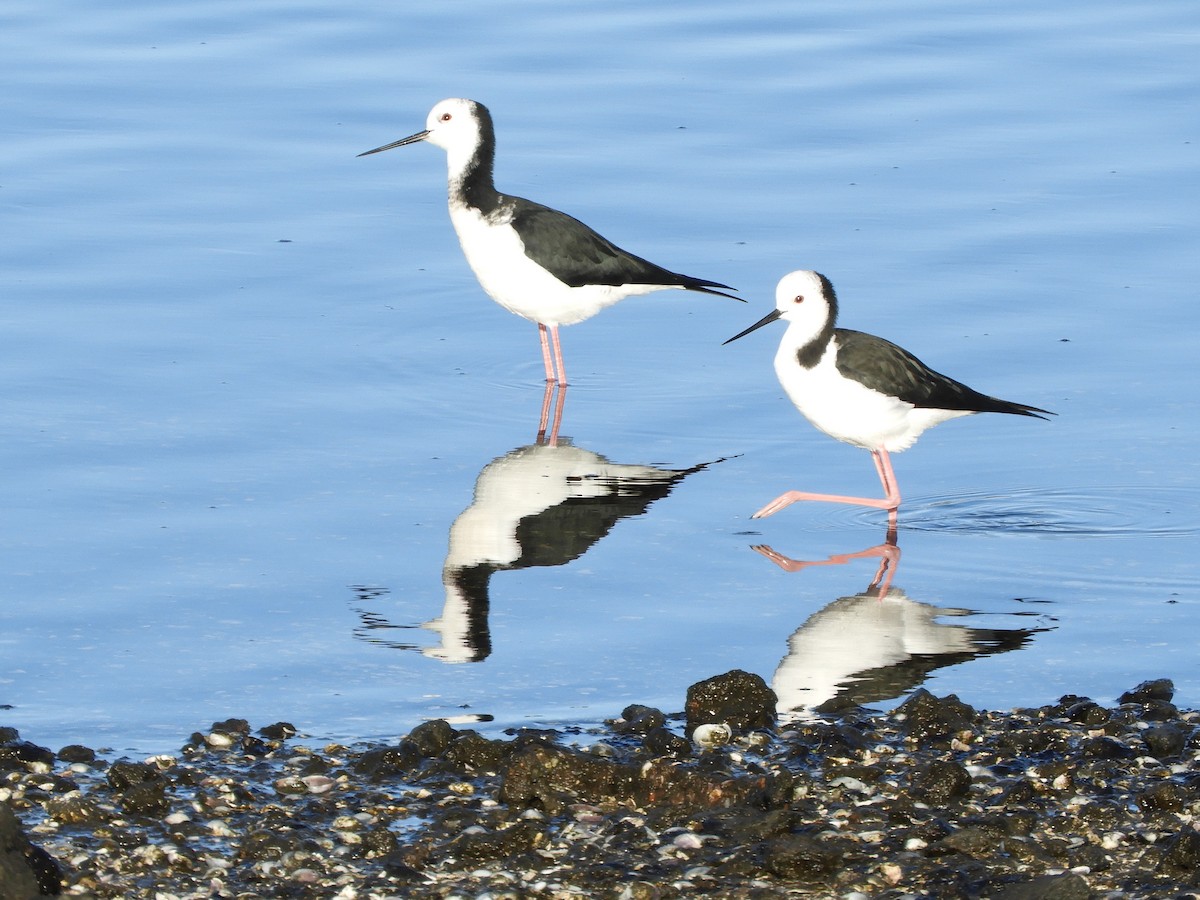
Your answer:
[508,198,739,300]
[834,329,1052,418]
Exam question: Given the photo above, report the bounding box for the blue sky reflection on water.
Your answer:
[1,0,1198,751]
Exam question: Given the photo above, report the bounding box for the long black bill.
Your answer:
[357,130,430,157]
[723,307,783,345]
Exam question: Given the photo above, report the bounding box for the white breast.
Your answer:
[775,337,972,453]
[448,205,658,327]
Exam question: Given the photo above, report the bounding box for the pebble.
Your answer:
[0,674,1197,899]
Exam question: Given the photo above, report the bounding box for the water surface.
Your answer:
[2,0,1197,751]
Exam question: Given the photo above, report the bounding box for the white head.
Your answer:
[358,98,493,173]
[724,269,838,348]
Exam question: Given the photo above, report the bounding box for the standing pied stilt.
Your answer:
[360,98,740,385]
[724,270,1053,521]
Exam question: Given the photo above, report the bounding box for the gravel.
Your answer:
[3,672,1199,899]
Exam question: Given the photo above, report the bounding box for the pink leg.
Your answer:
[537,324,557,383]
[548,325,568,386]
[752,448,902,519]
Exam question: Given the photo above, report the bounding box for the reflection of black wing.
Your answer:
[439,566,493,662]
[510,472,691,568]
[815,626,1041,712]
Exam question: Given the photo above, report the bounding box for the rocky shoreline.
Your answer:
[3,672,1199,899]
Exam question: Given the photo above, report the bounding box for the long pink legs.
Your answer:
[537,323,568,385]
[753,448,902,525]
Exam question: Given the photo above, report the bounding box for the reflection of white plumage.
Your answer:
[425,441,711,662]
[772,587,1037,719]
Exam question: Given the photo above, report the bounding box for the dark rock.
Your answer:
[0,801,61,898]
[359,827,399,858]
[612,705,666,735]
[55,745,95,765]
[893,689,978,744]
[1118,678,1174,704]
[1139,781,1186,813]
[937,823,1008,858]
[989,872,1091,899]
[1159,828,1200,874]
[911,759,972,804]
[636,757,791,809]
[498,743,638,813]
[1081,735,1136,759]
[258,722,297,740]
[406,719,457,757]
[443,731,509,774]
[762,833,843,880]
[446,820,545,863]
[105,761,159,792]
[0,742,54,772]
[120,779,170,817]
[1142,723,1188,760]
[44,793,104,825]
[211,718,251,736]
[353,743,421,780]
[1063,699,1110,726]
[1138,699,1180,722]
[684,670,776,734]
[237,828,319,862]
[642,726,690,757]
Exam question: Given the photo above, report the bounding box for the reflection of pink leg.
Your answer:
[753,525,900,596]
[536,381,555,438]
[752,448,902,519]
[537,385,567,447]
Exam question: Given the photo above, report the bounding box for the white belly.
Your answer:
[448,205,663,327]
[775,343,972,453]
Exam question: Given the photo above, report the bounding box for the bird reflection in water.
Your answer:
[752,529,1049,720]
[352,387,721,662]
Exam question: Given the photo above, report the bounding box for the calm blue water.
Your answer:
[2,0,1198,752]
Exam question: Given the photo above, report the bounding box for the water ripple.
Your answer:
[902,486,1200,538]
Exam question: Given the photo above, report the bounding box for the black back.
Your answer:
[833,329,1052,418]
[508,200,738,298]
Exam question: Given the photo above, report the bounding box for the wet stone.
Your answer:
[684,669,776,734]
[56,745,97,765]
[762,833,844,881]
[405,718,457,757]
[611,704,667,735]
[443,730,509,774]
[990,872,1092,900]
[893,688,978,744]
[1142,722,1189,760]
[4,675,1200,899]
[642,725,691,757]
[0,739,54,771]
[105,760,160,792]
[353,743,422,780]
[1,801,62,898]
[1139,780,1187,813]
[1119,678,1175,704]
[910,758,972,804]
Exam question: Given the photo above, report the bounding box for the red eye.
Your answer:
[793,295,804,304]
[440,113,452,122]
